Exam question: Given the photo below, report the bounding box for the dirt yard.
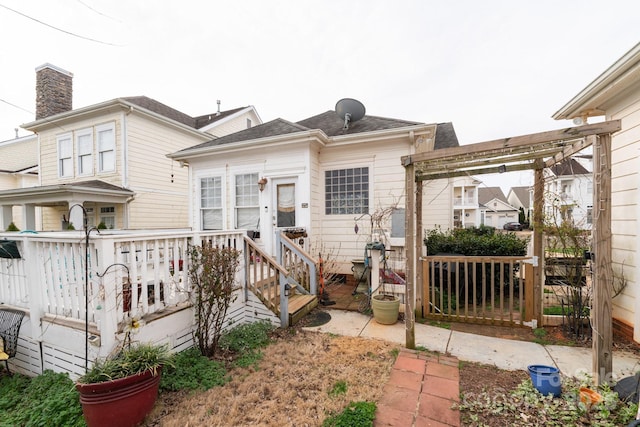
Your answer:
[143,313,640,426]
[144,329,399,426]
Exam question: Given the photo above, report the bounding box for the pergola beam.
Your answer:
[402,120,620,165]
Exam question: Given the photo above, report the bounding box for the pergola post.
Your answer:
[405,161,415,349]
[592,133,613,385]
[532,164,544,326]
[415,180,423,319]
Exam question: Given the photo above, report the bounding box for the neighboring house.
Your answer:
[553,41,640,342]
[507,186,532,224]
[0,64,261,231]
[543,157,593,230]
[452,176,481,228]
[477,187,519,228]
[169,107,460,274]
[0,134,39,230]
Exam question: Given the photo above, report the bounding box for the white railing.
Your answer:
[453,196,477,206]
[0,230,245,339]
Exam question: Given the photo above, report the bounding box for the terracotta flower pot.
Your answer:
[76,367,162,427]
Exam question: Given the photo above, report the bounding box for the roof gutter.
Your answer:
[553,42,640,120]
[168,129,329,162]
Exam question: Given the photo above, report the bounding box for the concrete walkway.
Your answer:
[302,309,640,426]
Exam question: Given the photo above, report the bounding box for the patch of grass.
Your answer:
[544,306,565,315]
[218,320,274,353]
[428,320,451,329]
[329,380,348,397]
[389,348,400,359]
[161,347,228,391]
[322,401,376,427]
[0,370,85,427]
[233,350,264,369]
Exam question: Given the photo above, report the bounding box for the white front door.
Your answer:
[266,178,298,254]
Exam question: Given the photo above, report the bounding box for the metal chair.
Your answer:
[0,308,25,375]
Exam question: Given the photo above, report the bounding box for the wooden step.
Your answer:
[288,294,318,325]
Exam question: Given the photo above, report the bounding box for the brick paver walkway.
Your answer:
[375,350,460,426]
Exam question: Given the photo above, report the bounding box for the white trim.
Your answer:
[197,106,259,133]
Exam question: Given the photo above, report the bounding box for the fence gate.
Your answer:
[422,256,533,326]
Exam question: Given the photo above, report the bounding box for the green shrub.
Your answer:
[424,226,528,256]
[0,370,85,427]
[161,347,227,391]
[5,222,19,232]
[323,401,376,427]
[218,320,274,353]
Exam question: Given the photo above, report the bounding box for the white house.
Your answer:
[452,176,481,228]
[0,134,39,230]
[478,187,519,228]
[543,157,593,230]
[0,64,262,232]
[553,41,640,342]
[507,186,532,225]
[169,106,461,274]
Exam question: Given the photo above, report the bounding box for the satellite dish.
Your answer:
[572,117,584,126]
[335,98,366,130]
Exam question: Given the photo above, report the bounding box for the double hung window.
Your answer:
[201,177,223,229]
[235,173,259,229]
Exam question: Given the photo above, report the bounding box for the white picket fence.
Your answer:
[0,229,279,378]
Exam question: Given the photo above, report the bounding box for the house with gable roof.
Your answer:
[553,41,640,342]
[507,186,532,225]
[0,64,261,231]
[169,103,460,274]
[477,187,519,229]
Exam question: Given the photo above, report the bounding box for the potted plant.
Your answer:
[372,279,400,325]
[75,342,173,427]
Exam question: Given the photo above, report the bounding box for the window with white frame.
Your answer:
[201,177,223,229]
[100,206,115,229]
[97,123,115,172]
[235,173,259,229]
[76,128,93,175]
[325,167,369,215]
[57,134,73,178]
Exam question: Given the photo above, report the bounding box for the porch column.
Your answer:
[67,200,87,230]
[1,205,12,230]
[22,204,36,231]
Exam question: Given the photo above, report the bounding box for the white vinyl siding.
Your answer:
[76,128,93,176]
[57,134,73,178]
[97,123,115,173]
[235,173,259,229]
[201,177,223,229]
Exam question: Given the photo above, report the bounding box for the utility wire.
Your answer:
[0,3,122,46]
[0,98,32,115]
[76,0,122,23]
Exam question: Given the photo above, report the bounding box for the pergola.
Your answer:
[402,120,621,385]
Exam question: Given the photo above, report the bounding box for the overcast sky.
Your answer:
[1,0,638,190]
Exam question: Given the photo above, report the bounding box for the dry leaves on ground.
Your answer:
[144,330,399,426]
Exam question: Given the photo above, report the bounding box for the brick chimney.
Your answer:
[35,63,73,120]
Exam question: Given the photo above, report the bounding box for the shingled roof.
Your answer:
[549,158,590,176]
[122,96,250,130]
[175,110,459,155]
[509,186,531,209]
[478,187,508,205]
